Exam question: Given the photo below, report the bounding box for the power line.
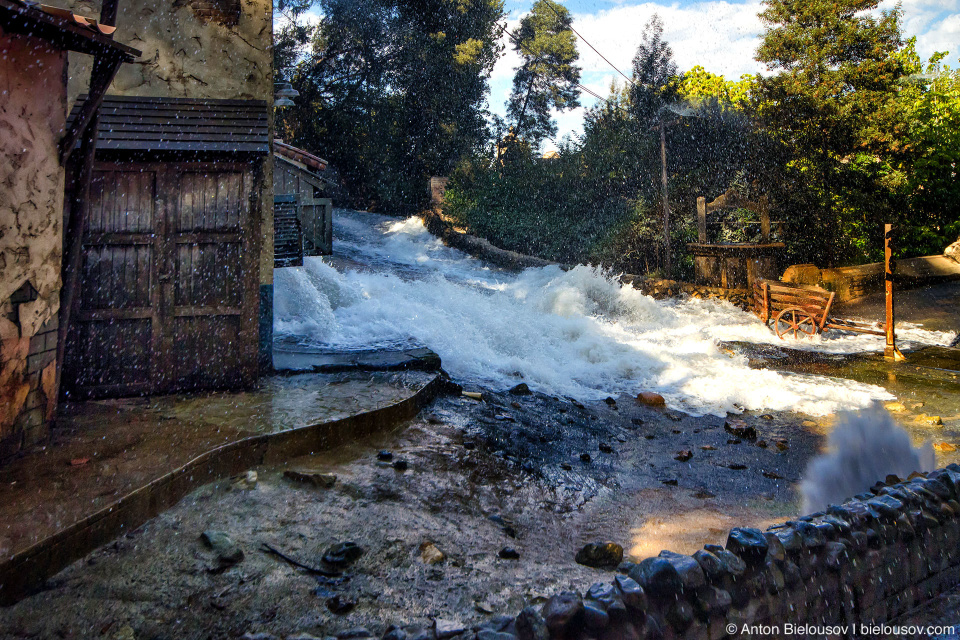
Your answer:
[542,0,638,89]
[499,21,605,102]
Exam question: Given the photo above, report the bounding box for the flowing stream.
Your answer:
[273,210,956,417]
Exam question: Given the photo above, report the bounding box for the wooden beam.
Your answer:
[660,124,671,279]
[59,53,123,164]
[56,112,101,399]
[697,196,706,243]
[99,0,119,26]
[760,196,770,242]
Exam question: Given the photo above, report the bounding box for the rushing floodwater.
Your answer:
[273,210,956,417]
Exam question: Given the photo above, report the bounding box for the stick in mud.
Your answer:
[259,542,342,577]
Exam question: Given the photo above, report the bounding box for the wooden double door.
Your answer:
[64,161,261,399]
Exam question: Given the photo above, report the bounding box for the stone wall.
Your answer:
[0,29,67,460]
[458,465,960,640]
[623,276,751,309]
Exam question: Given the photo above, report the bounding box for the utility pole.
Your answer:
[659,122,670,279]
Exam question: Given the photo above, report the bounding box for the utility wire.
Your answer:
[542,0,638,89]
[499,21,605,102]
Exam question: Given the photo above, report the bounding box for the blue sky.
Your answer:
[486,0,960,150]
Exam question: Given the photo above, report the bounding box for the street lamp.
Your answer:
[274,82,299,108]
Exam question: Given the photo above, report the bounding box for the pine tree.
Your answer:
[754,0,906,265]
[628,14,679,127]
[506,0,581,149]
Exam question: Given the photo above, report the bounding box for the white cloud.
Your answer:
[489,0,957,151]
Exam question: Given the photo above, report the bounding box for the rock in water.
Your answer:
[498,547,520,559]
[575,542,623,569]
[323,541,364,568]
[636,392,665,406]
[723,419,756,440]
[419,542,445,565]
[326,595,356,614]
[435,620,467,640]
[284,469,337,488]
[509,383,532,395]
[200,530,244,568]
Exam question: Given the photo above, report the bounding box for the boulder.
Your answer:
[576,542,624,569]
[946,238,960,263]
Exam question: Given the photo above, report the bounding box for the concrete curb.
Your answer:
[0,373,444,606]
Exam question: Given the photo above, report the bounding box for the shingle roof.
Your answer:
[68,95,270,154]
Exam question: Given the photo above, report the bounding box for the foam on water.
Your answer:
[274,210,956,417]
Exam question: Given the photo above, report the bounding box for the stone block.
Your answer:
[22,415,49,446]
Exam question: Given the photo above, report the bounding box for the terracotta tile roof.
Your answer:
[0,0,138,58]
[35,3,116,35]
[274,140,328,172]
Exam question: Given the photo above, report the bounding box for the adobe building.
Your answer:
[0,0,139,459]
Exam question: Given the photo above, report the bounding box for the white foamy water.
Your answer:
[274,210,956,417]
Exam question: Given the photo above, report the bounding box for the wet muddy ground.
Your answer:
[2,341,958,639]
[0,386,837,640]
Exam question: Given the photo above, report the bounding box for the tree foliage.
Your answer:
[276,0,505,210]
[628,14,679,127]
[505,0,581,149]
[754,0,909,265]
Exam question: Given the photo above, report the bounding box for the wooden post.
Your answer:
[660,124,671,279]
[762,282,769,323]
[884,223,904,361]
[760,197,770,243]
[697,196,706,243]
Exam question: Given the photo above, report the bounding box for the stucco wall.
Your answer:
[0,28,67,457]
[64,0,272,103]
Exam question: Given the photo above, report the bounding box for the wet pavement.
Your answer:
[834,281,960,334]
[0,391,824,640]
[0,283,958,637]
[0,369,436,561]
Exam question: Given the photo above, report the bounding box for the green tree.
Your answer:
[277,0,505,209]
[628,14,679,127]
[755,0,907,265]
[506,0,581,149]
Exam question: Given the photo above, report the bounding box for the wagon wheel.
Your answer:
[774,307,818,339]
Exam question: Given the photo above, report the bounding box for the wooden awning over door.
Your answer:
[67,95,270,155]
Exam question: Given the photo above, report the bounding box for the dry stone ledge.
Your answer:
[375,464,960,640]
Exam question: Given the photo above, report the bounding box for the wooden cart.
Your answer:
[752,279,886,340]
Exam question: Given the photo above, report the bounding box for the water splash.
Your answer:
[800,403,936,513]
[273,210,954,417]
